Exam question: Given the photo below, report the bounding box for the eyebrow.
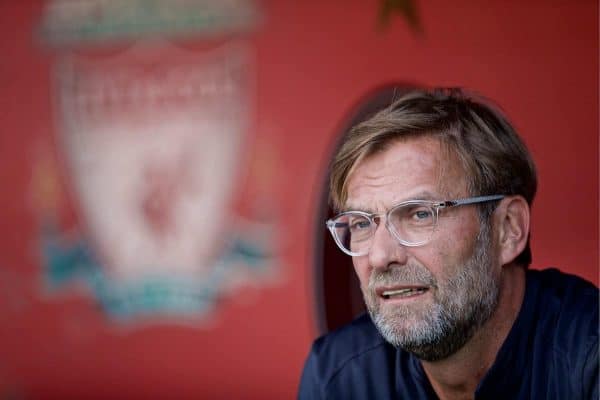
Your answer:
[341,190,442,213]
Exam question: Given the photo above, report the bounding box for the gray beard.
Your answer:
[364,220,499,361]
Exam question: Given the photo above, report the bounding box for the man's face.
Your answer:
[344,137,501,361]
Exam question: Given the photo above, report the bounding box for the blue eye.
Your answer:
[350,220,371,231]
[414,210,432,220]
[403,207,434,226]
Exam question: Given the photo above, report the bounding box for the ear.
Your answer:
[494,196,530,266]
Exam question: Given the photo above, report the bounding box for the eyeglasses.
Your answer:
[326,195,504,256]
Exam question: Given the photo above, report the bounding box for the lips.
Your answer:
[377,286,429,300]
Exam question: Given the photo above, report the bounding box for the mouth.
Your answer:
[378,286,429,300]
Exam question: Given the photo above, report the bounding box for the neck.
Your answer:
[421,264,526,400]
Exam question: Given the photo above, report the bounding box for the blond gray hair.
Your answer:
[330,87,537,266]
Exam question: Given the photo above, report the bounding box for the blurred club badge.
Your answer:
[37,39,279,323]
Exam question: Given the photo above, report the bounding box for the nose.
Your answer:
[367,221,408,269]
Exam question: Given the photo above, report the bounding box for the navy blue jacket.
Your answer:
[299,269,598,399]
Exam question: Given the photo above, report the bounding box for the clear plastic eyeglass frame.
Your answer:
[326,195,505,256]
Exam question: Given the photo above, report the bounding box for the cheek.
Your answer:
[409,248,447,280]
[352,257,371,289]
[417,218,481,275]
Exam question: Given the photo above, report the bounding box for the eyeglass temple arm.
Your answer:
[443,195,505,207]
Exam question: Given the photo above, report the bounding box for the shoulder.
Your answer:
[528,268,598,340]
[309,313,388,366]
[530,268,597,298]
[527,268,598,396]
[298,314,396,399]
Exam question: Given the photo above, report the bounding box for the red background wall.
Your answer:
[0,1,597,399]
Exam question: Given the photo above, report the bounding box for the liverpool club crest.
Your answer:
[35,40,279,323]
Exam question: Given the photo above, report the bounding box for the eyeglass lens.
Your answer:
[332,203,437,254]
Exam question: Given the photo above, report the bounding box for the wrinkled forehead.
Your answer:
[344,136,470,211]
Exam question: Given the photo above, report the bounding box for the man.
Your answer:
[298,88,598,399]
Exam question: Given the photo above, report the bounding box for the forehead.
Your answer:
[345,137,468,210]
